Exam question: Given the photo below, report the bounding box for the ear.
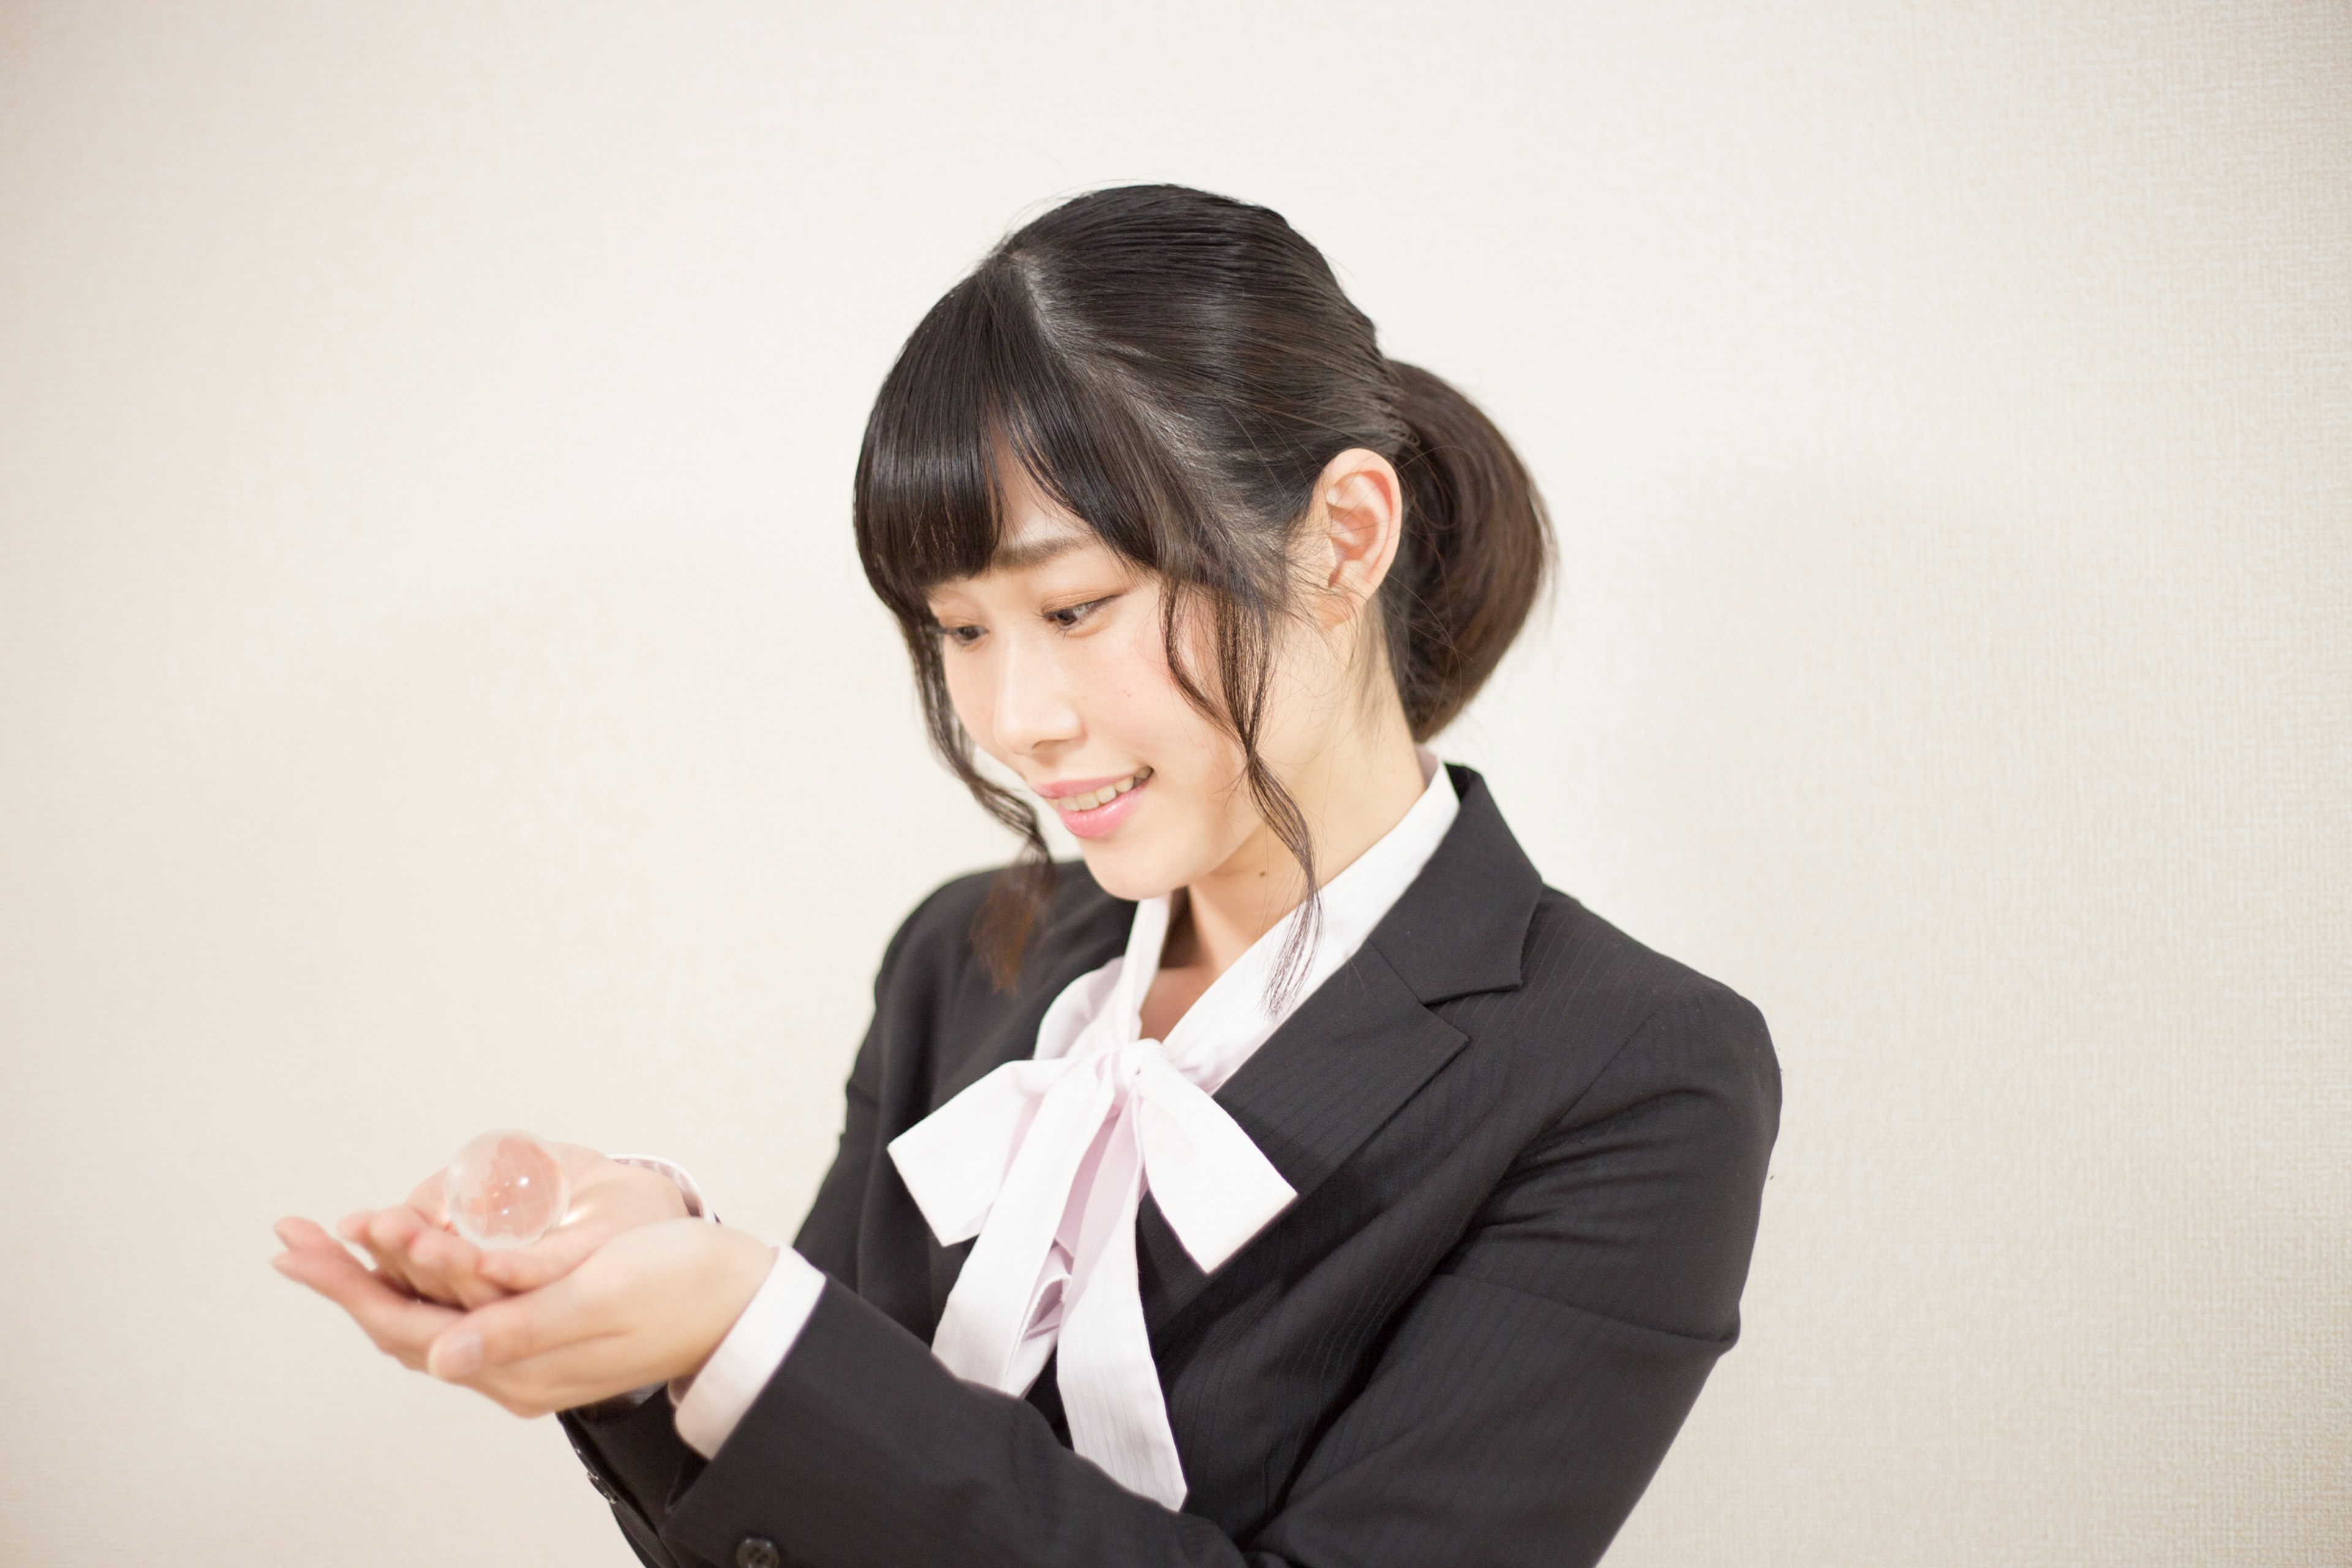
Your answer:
[1309,447,1405,628]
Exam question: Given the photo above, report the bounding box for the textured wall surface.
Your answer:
[2,3,2344,1563]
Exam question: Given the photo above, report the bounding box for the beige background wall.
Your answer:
[2,2,2345,1562]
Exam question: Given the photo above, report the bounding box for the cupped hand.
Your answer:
[432,1219,773,1417]
[273,1212,774,1418]
[332,1143,691,1311]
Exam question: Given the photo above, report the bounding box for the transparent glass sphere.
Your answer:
[443,1129,569,1250]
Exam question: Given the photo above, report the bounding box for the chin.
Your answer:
[1072,838,1189,903]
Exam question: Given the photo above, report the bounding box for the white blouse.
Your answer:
[669,750,1461,1504]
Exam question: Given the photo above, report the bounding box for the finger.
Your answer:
[404,1167,450,1224]
[426,1269,606,1382]
[275,1213,444,1335]
[355,1202,511,1309]
[272,1218,461,1367]
[279,1213,385,1269]
[337,1208,418,1280]
[363,1204,431,1257]
[363,1205,478,1305]
[461,1334,646,1419]
[337,1203,416,1241]
[404,1224,510,1309]
[277,1214,353,1256]
[341,1207,428,1292]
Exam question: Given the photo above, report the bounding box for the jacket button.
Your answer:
[735,1539,782,1568]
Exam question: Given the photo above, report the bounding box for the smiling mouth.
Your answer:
[1045,767,1153,814]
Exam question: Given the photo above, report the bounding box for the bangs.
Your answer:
[852,261,1227,631]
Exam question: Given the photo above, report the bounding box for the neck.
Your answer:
[1167,701,1428,980]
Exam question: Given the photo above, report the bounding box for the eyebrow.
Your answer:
[987,532,1088,573]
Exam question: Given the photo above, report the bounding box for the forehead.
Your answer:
[930,462,1106,586]
[997,458,1087,539]
[990,514,1095,573]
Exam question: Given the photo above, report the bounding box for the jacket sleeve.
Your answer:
[555,883,949,1564]
[644,985,1781,1568]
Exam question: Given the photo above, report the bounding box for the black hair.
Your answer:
[853,184,1552,993]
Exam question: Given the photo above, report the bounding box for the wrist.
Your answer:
[681,1229,780,1385]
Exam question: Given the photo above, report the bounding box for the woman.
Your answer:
[274,184,1781,1568]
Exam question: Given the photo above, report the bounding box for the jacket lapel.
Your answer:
[1136,764,1545,1332]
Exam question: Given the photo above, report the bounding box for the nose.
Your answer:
[989,628,1083,759]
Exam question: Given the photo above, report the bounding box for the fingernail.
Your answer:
[430,1329,482,1379]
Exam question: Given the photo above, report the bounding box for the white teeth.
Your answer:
[1052,767,1152,813]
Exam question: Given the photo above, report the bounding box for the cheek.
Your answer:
[1091,619,1246,815]
[939,651,998,758]
[1085,611,1199,752]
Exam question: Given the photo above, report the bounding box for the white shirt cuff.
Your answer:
[668,1245,829,1460]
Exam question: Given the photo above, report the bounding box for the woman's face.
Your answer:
[922,469,1282,903]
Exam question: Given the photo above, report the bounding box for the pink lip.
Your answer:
[1042,772,1150,840]
[1033,772,1142,800]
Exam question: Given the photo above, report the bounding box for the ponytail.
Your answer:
[1382,360,1554,741]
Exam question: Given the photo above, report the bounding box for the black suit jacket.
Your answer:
[559,766,1781,1568]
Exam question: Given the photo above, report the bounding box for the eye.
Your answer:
[932,620,986,647]
[1044,597,1111,631]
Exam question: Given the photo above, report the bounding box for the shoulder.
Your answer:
[1492,886,1781,1144]
[1415,763,1771,1076]
[1521,885,1773,1046]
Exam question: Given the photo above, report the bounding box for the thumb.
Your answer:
[426,1268,592,1380]
[473,1221,606,1294]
